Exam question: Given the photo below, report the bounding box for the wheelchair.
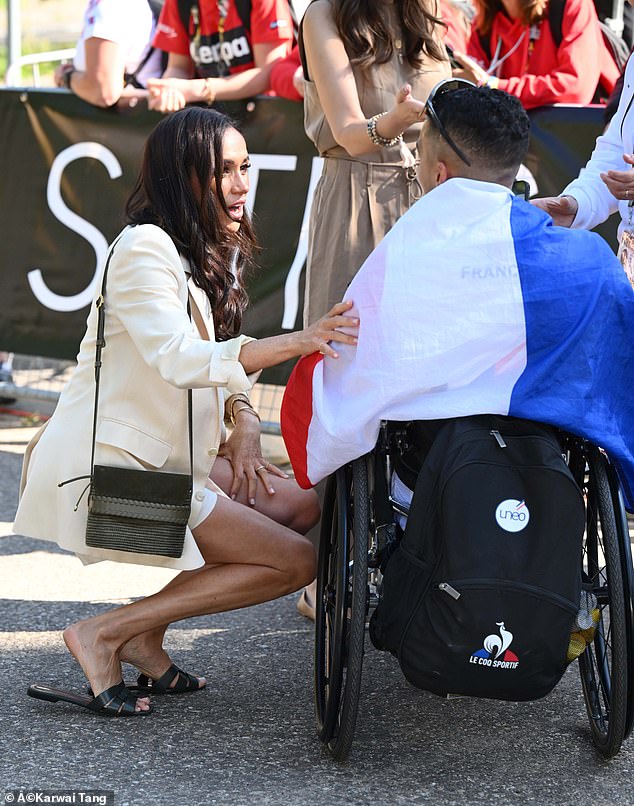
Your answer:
[314,420,634,761]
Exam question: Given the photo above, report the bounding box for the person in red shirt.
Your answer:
[451,0,619,109]
[148,0,294,111]
[270,43,303,100]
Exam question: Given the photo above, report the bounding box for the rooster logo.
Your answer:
[470,621,520,668]
[483,622,514,659]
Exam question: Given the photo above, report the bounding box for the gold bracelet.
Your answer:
[228,394,250,423]
[231,405,261,427]
[202,77,216,106]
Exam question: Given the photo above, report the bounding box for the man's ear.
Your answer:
[435,161,450,187]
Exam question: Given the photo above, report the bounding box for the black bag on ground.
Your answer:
[369,415,585,702]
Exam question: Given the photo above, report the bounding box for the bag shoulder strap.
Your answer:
[298,1,317,80]
[90,233,193,478]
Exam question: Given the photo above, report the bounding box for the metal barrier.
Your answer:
[0,354,73,410]
[5,48,75,87]
[1,354,285,435]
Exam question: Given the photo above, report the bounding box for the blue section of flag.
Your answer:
[508,198,634,510]
[473,649,490,658]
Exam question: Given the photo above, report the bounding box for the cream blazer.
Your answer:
[13,224,257,570]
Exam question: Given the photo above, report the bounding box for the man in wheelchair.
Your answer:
[281,80,634,511]
[280,80,634,760]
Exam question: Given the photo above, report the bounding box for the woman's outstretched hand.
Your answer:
[238,301,359,374]
[296,300,359,359]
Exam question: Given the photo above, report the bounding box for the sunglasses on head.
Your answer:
[424,78,477,167]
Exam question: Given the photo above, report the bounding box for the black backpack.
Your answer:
[369,415,585,702]
[478,0,630,72]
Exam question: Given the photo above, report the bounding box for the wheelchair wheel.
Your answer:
[577,445,628,758]
[604,460,634,740]
[314,457,370,761]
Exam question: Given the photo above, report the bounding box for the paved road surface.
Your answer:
[1,416,634,806]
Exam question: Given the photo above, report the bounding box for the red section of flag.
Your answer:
[280,352,323,489]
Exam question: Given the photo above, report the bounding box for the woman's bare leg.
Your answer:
[209,456,320,534]
[63,495,316,701]
[118,458,320,683]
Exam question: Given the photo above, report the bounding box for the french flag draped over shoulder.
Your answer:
[281,178,634,511]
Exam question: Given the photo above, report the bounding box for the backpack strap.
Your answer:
[124,0,167,88]
[146,0,164,20]
[476,29,492,60]
[177,0,197,33]
[124,48,158,88]
[547,0,566,48]
[234,0,252,32]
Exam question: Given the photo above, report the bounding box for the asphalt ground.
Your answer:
[1,412,634,806]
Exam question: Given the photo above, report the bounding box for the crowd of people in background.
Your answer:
[55,0,628,111]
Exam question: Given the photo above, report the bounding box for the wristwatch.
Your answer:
[61,66,76,90]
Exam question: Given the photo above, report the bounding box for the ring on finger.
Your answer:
[255,464,266,474]
[318,342,327,355]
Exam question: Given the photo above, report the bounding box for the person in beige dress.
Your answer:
[295,0,452,618]
[300,0,452,327]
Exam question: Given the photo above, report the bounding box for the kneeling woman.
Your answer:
[15,107,357,717]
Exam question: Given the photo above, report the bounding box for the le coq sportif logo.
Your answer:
[495,499,530,532]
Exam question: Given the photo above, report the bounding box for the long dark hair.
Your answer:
[333,0,447,68]
[125,107,256,340]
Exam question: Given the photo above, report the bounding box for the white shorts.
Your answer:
[189,478,228,530]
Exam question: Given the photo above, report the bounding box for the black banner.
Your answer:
[0,89,618,383]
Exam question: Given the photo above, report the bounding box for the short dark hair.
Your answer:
[430,86,530,172]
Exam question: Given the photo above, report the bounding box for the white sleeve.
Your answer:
[79,0,153,71]
[564,55,634,231]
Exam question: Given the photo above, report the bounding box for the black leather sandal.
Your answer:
[27,681,152,716]
[134,663,204,695]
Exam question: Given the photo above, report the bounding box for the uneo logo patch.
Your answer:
[495,499,530,532]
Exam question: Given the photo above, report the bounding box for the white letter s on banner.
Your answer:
[27,142,122,312]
